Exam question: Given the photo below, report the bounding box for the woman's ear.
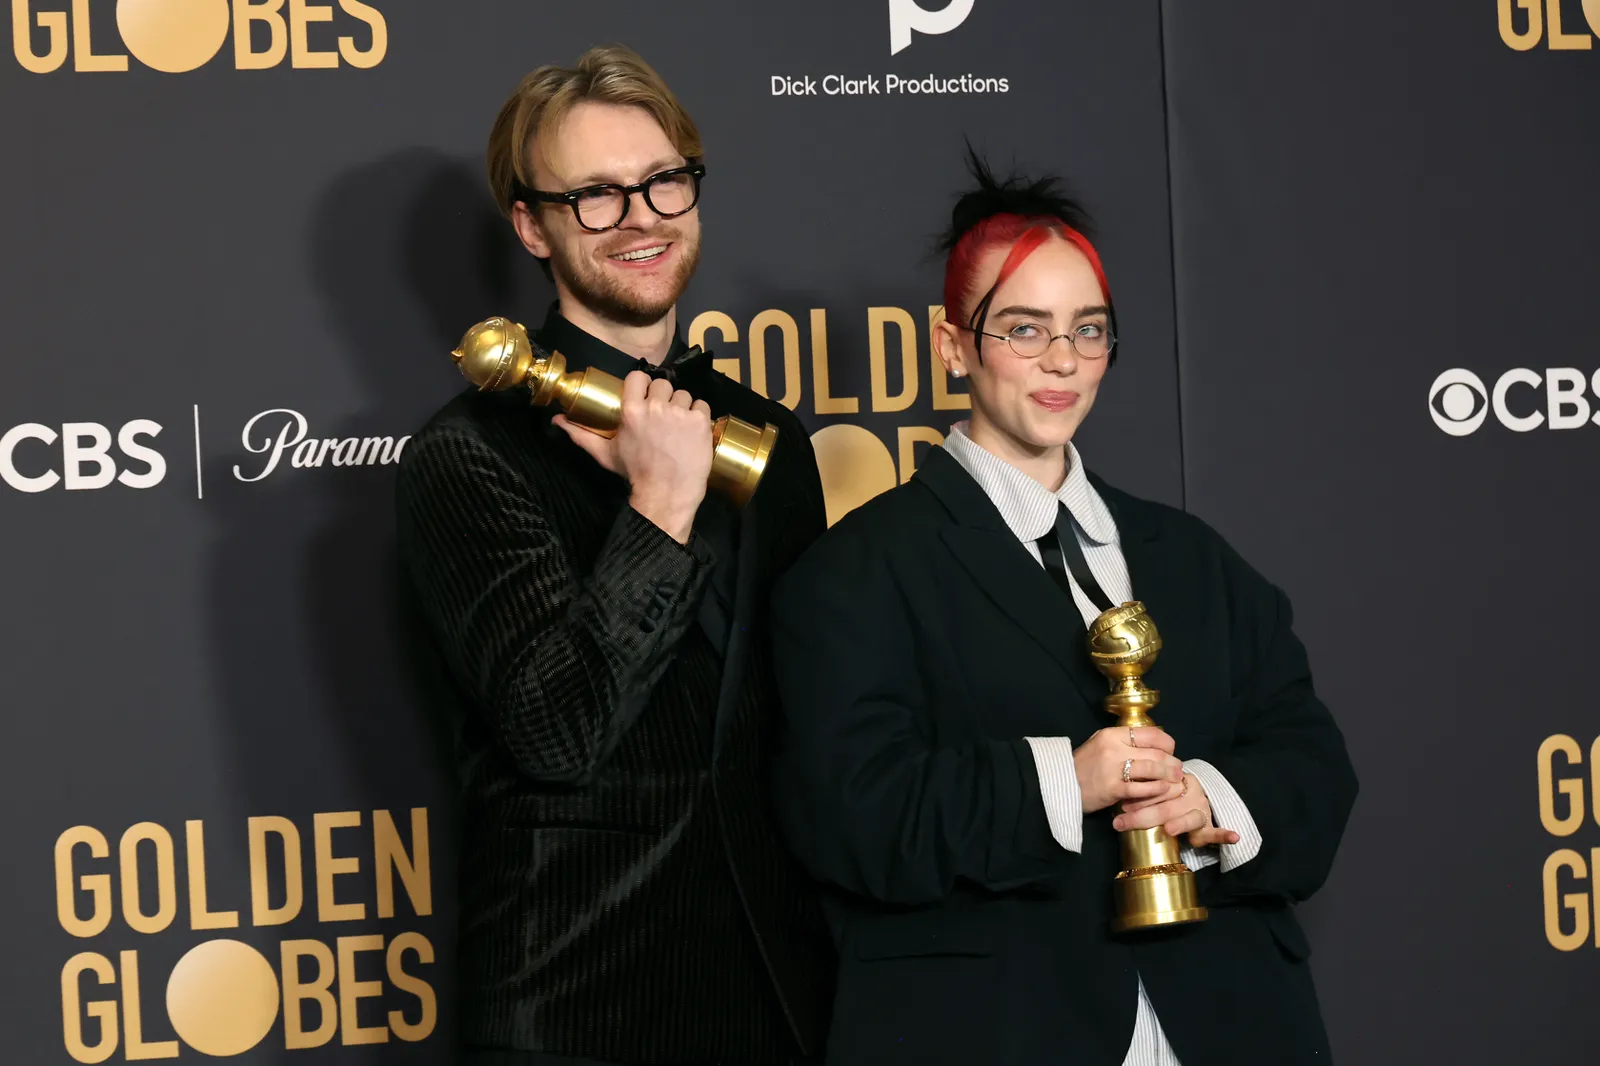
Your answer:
[932,318,972,378]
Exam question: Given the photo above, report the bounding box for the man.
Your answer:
[768,155,1357,1064]
[396,46,833,1066]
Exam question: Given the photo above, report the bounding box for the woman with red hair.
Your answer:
[769,154,1357,1066]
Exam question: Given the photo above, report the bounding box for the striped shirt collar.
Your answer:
[940,422,1119,546]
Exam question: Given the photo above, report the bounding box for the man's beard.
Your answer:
[547,227,701,329]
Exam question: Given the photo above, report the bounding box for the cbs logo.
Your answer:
[1429,367,1600,436]
[889,0,975,55]
[12,0,387,75]
[0,420,166,492]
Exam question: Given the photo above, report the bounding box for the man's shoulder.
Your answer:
[399,387,554,478]
[700,362,806,433]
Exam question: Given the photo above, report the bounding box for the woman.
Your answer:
[769,156,1357,1066]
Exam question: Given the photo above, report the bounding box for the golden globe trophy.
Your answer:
[1087,601,1208,932]
[450,316,778,507]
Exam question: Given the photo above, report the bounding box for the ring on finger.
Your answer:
[1128,726,1137,748]
[1121,758,1133,783]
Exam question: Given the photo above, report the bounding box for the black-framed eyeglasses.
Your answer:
[958,320,1116,361]
[514,164,706,232]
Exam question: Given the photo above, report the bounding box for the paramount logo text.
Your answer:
[234,409,409,482]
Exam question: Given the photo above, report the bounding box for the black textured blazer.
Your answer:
[395,310,835,1065]
[769,446,1358,1066]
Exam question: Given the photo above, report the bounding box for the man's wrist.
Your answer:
[629,491,697,544]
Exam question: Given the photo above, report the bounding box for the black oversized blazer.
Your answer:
[770,446,1358,1066]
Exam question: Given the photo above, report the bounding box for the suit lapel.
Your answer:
[1094,478,1199,734]
[712,483,761,761]
[919,449,1106,711]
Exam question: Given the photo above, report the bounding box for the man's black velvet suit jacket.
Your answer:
[396,313,835,1066]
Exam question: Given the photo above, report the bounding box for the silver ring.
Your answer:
[1128,726,1137,748]
[1121,758,1133,783]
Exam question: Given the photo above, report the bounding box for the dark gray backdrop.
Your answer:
[1,1,1591,1062]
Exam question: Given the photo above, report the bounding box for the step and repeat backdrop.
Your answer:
[0,1,1593,1062]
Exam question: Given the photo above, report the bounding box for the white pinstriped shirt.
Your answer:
[941,423,1264,1066]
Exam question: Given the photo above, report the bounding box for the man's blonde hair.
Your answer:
[486,45,704,220]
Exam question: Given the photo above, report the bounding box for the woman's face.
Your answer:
[934,235,1111,459]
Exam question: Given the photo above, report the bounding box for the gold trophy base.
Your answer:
[708,419,779,508]
[1110,826,1208,933]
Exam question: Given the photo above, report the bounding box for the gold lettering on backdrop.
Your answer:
[374,808,433,919]
[281,939,339,1049]
[165,939,281,1055]
[60,952,118,1064]
[1588,0,1600,38]
[385,933,438,1041]
[12,0,69,73]
[1593,735,1600,827]
[249,814,305,926]
[119,823,178,935]
[118,950,178,1059]
[337,935,390,1045]
[1543,849,1591,950]
[235,0,290,68]
[55,826,112,939]
[116,0,231,73]
[868,307,918,412]
[54,811,438,1055]
[336,0,387,67]
[1537,734,1585,836]
[897,426,944,483]
[688,310,743,381]
[71,0,126,71]
[928,305,970,410]
[1548,0,1594,47]
[810,309,860,414]
[289,0,338,68]
[810,423,898,527]
[1499,0,1544,49]
[748,309,803,410]
[186,820,241,930]
[314,811,367,922]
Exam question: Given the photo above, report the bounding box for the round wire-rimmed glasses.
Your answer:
[958,319,1116,360]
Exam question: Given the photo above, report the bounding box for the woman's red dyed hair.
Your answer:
[942,213,1114,329]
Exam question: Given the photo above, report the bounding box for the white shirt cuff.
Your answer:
[1182,758,1263,872]
[1024,736,1083,853]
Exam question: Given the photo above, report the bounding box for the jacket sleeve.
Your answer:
[395,424,713,784]
[1204,534,1359,906]
[770,523,1073,906]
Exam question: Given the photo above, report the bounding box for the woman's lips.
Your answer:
[1030,390,1080,413]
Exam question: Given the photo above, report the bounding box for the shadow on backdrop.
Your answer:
[207,148,549,1060]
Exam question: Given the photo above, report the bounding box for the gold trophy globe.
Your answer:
[450,317,778,507]
[1087,601,1208,932]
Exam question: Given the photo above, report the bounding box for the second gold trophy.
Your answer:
[1087,601,1209,932]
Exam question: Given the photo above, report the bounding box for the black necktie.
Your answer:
[1036,502,1113,613]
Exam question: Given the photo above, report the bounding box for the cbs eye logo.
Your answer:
[1428,369,1490,436]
